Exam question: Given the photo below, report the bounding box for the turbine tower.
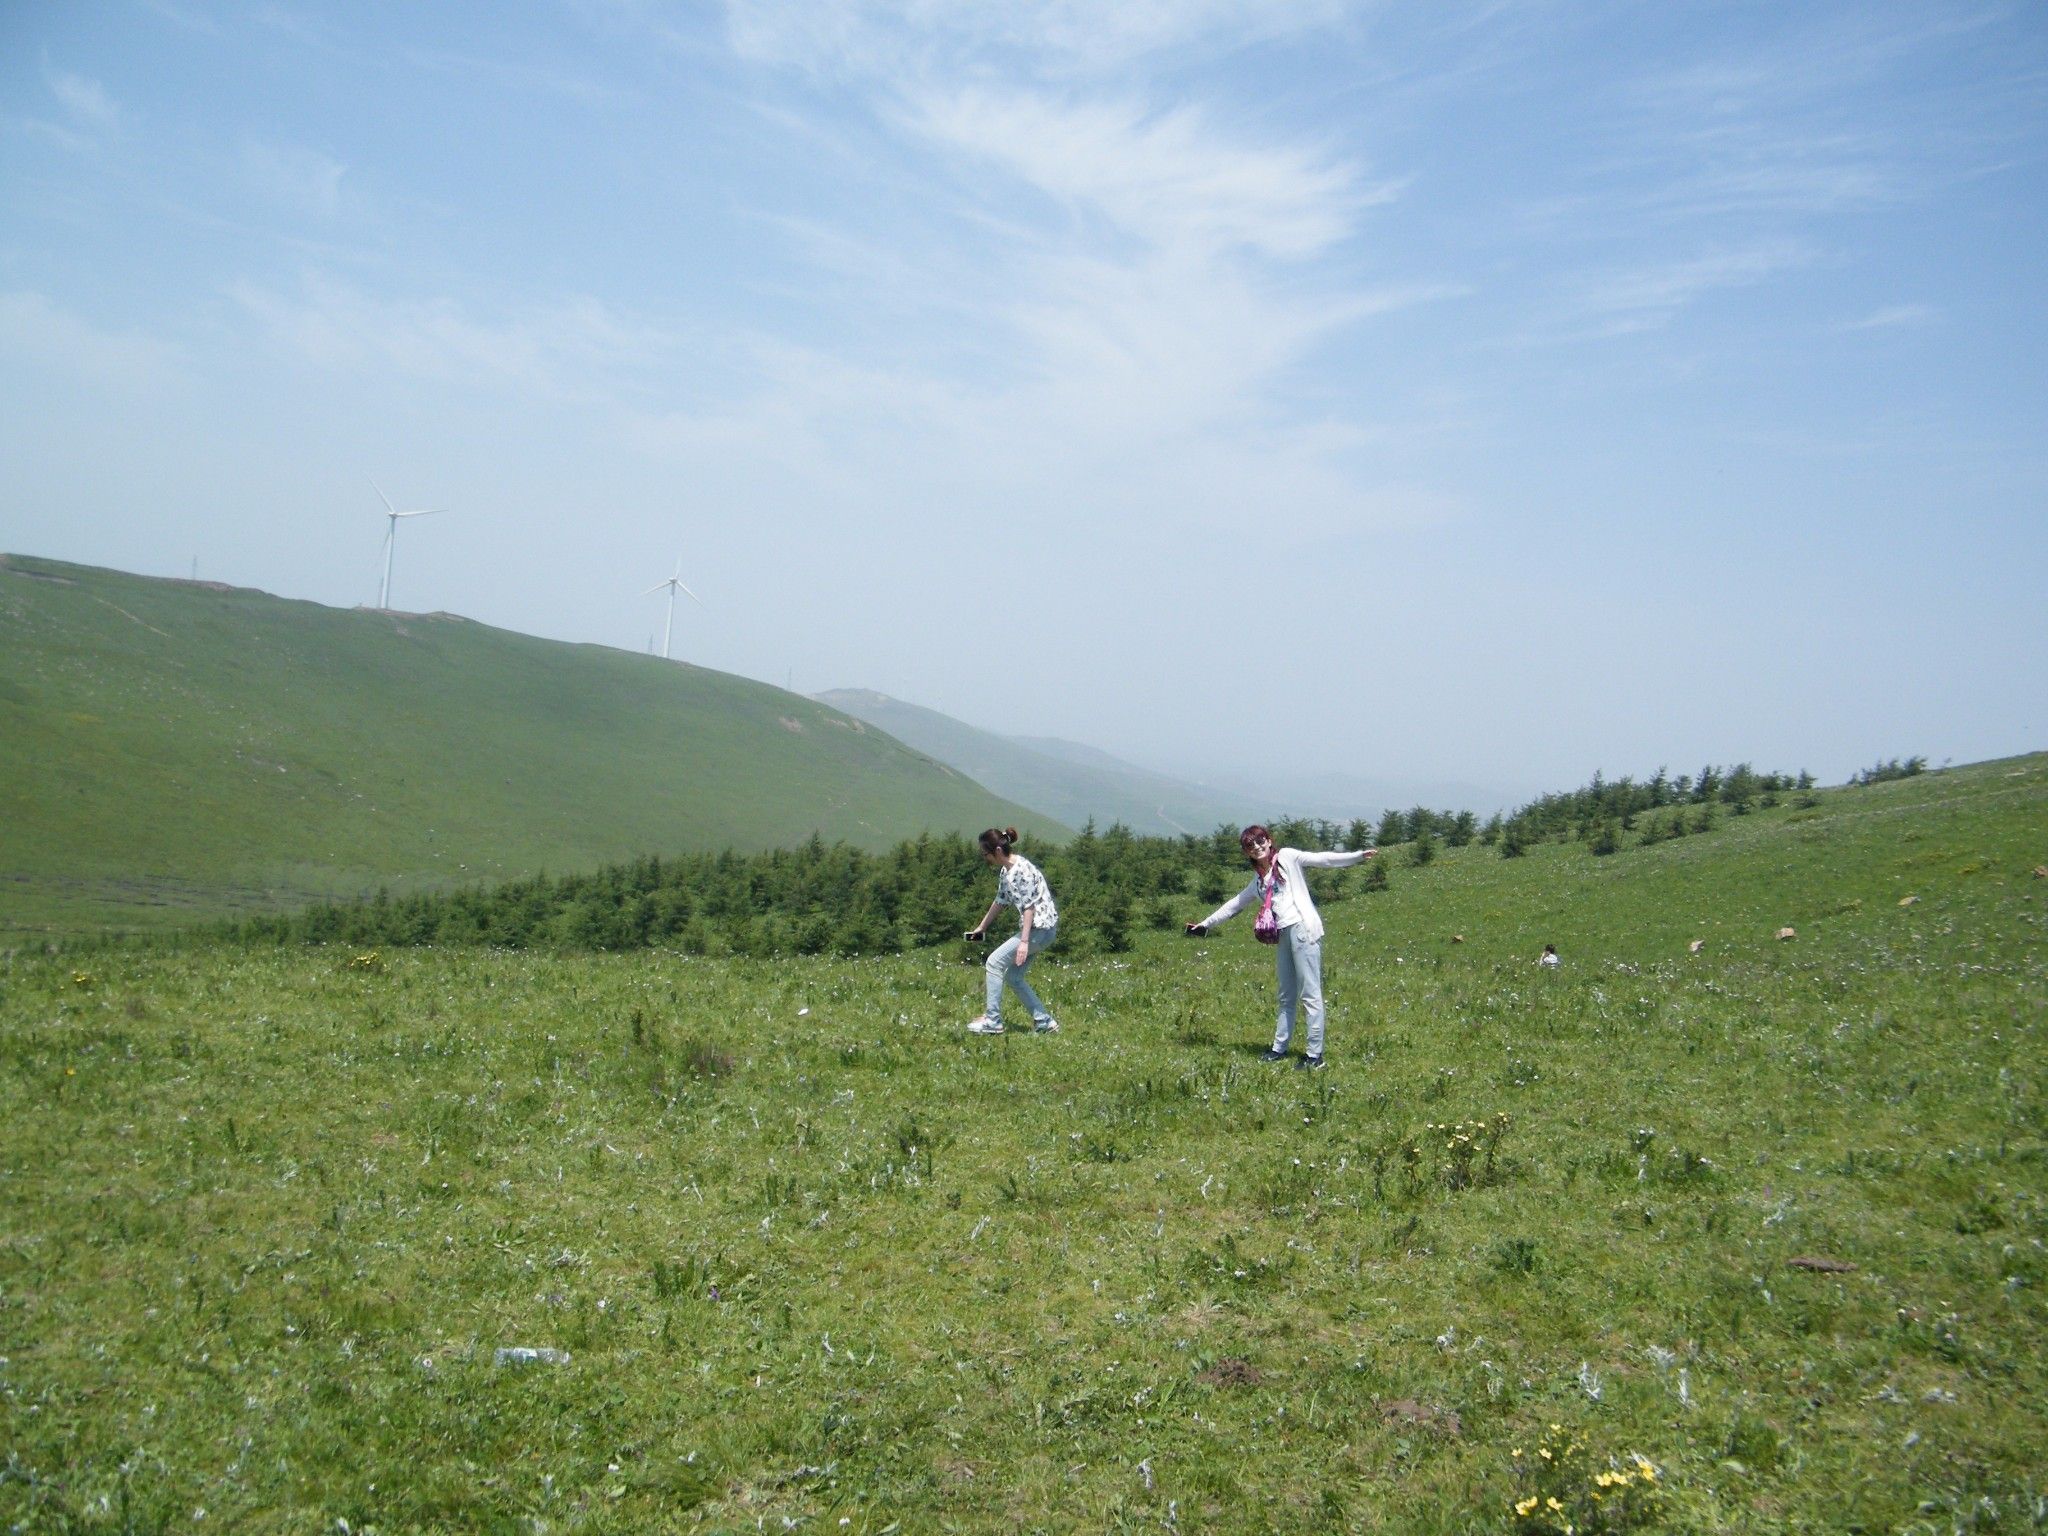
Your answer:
[642,558,703,659]
[369,478,445,610]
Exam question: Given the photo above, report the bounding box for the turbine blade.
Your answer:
[641,580,671,596]
[678,580,703,604]
[368,477,396,514]
[397,507,446,518]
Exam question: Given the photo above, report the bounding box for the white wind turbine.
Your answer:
[642,557,703,659]
[369,477,446,610]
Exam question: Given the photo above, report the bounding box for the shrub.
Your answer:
[1850,755,1927,786]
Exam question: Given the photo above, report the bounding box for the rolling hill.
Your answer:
[813,688,1249,836]
[0,554,1065,938]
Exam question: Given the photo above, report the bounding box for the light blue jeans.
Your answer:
[985,925,1056,1028]
[1274,924,1326,1057]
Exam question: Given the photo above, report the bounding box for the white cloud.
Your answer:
[0,291,178,389]
[232,275,677,398]
[723,0,1351,76]
[1838,302,1936,332]
[45,65,120,132]
[904,88,1380,259]
[1554,242,1811,338]
[243,142,349,220]
[631,0,1453,556]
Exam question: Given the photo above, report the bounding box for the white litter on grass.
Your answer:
[1138,1458,1155,1491]
[494,1347,570,1367]
[1578,1361,1603,1401]
[798,1008,810,1016]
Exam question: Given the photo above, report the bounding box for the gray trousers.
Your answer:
[1273,925,1326,1057]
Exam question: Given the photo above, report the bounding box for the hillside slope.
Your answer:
[815,688,1248,836]
[0,555,1064,936]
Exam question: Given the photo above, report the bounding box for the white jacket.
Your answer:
[1198,847,1370,944]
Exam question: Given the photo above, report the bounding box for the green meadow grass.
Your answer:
[2,757,2043,1532]
[0,554,1062,942]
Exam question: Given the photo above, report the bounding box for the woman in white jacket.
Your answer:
[1185,824,1375,1070]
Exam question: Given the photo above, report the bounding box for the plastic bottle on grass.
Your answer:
[494,1346,570,1367]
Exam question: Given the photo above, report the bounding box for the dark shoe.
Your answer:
[1297,1054,1326,1071]
[1259,1047,1289,1064]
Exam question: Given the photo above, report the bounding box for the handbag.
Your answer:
[1253,870,1282,945]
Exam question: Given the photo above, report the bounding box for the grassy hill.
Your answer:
[816,687,1248,836]
[0,555,1065,939]
[2,753,2041,1529]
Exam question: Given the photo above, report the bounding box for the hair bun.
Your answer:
[1003,826,1019,843]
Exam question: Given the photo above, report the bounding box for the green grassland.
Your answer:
[2,756,2043,1532]
[0,555,1064,942]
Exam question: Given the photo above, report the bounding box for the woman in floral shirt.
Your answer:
[962,826,1060,1036]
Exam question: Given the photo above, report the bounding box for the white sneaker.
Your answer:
[967,1016,1005,1035]
[1033,1018,1060,1034]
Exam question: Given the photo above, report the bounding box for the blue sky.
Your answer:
[3,0,2043,807]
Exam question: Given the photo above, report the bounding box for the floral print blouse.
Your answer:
[996,855,1059,929]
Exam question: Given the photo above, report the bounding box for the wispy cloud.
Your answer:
[1544,242,1811,340]
[401,47,630,109]
[646,0,1449,546]
[722,0,1352,77]
[45,65,120,131]
[1838,302,1937,332]
[242,142,349,221]
[902,88,1381,259]
[0,291,178,389]
[232,275,678,398]
[23,60,123,150]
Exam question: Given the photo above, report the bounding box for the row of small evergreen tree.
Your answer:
[218,761,1819,958]
[1481,762,1813,858]
[221,815,1366,960]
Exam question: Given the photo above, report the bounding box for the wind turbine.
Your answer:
[369,478,445,610]
[642,557,703,659]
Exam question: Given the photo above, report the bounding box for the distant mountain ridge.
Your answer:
[813,690,1250,836]
[0,555,1063,937]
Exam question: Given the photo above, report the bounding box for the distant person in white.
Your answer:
[1540,944,1560,969]
[963,827,1060,1036]
[1185,825,1375,1070]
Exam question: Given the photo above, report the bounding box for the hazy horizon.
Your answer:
[4,2,2044,797]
